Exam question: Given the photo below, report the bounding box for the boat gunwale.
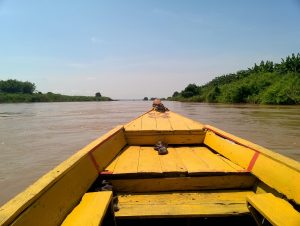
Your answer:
[0,125,125,226]
[204,125,300,172]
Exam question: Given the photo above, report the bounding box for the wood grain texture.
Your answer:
[247,193,300,226]
[109,175,256,192]
[116,191,254,218]
[105,146,245,176]
[61,191,112,226]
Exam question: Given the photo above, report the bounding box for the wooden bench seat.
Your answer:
[115,190,254,218]
[61,191,113,226]
[247,193,300,226]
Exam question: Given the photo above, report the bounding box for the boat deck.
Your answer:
[104,145,245,176]
[125,111,204,131]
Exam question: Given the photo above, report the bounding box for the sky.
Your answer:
[0,0,300,99]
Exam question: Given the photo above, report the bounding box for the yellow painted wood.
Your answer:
[192,147,243,172]
[124,110,205,145]
[204,129,300,204]
[247,193,300,226]
[92,128,127,171]
[158,147,187,173]
[109,175,256,192]
[116,191,254,218]
[176,147,215,173]
[0,126,125,226]
[125,117,142,131]
[104,145,246,176]
[205,125,300,171]
[124,110,204,132]
[61,191,112,226]
[141,112,157,130]
[170,112,204,130]
[138,147,162,173]
[125,132,205,145]
[165,111,190,130]
[155,113,173,131]
[217,155,245,171]
[112,146,140,174]
[204,131,253,169]
[105,154,120,173]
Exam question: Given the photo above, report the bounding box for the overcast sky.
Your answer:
[1,0,300,99]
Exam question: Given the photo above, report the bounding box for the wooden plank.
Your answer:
[138,147,162,173]
[247,193,300,226]
[104,154,120,173]
[169,112,203,130]
[192,147,242,172]
[109,175,256,192]
[0,126,124,226]
[167,112,190,130]
[116,191,254,218]
[155,113,173,131]
[141,112,157,130]
[125,133,205,145]
[176,147,213,173]
[61,191,112,226]
[217,155,245,171]
[112,146,140,174]
[159,148,187,173]
[204,130,300,204]
[125,117,142,131]
[92,129,127,171]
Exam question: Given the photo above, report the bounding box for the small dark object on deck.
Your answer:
[96,180,120,212]
[101,180,113,191]
[112,196,119,212]
[152,99,169,113]
[154,141,168,155]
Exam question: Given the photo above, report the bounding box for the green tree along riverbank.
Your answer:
[170,53,300,104]
[0,79,112,103]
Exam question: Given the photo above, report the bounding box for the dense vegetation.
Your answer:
[0,79,112,103]
[170,53,300,104]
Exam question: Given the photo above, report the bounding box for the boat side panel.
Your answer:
[0,126,126,226]
[204,130,300,205]
[10,155,97,226]
[91,129,127,171]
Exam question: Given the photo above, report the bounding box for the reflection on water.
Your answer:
[0,101,299,205]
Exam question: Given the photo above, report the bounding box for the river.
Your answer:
[0,101,299,205]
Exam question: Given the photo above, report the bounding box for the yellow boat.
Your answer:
[0,109,300,226]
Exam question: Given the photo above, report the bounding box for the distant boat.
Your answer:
[1,109,299,226]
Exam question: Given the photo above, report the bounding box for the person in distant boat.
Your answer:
[152,98,169,113]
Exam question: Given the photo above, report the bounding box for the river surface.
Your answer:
[0,101,299,205]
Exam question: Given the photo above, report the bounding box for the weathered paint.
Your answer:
[0,126,126,226]
[61,191,112,226]
[204,127,300,205]
[105,146,244,176]
[116,191,254,218]
[247,193,300,226]
[125,110,205,145]
[108,175,256,192]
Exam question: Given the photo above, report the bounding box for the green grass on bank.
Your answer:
[0,92,112,103]
[170,53,300,105]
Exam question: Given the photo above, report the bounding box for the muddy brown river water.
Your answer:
[0,101,299,205]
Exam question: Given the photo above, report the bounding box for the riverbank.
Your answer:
[0,92,112,103]
[170,54,300,105]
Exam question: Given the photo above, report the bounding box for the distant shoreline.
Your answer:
[0,93,112,103]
